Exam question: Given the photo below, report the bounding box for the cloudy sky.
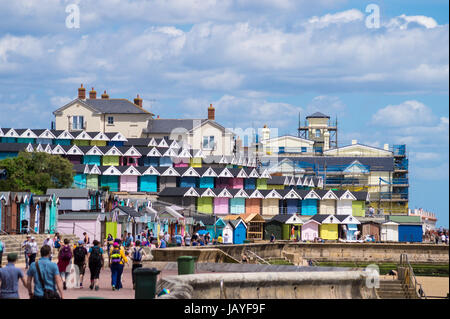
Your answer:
[0,0,448,226]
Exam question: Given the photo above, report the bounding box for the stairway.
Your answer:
[0,234,80,266]
[376,280,419,299]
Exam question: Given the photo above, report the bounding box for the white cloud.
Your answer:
[305,96,345,118]
[371,100,436,127]
[307,9,364,28]
[387,14,438,30]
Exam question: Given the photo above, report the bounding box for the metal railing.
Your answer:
[245,250,270,265]
[399,253,427,299]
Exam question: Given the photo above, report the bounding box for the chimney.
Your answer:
[208,104,215,121]
[78,84,86,100]
[351,139,357,145]
[89,87,97,99]
[384,143,389,151]
[101,90,109,99]
[134,94,143,108]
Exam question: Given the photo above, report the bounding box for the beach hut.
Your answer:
[335,215,361,241]
[72,164,89,189]
[318,189,338,215]
[283,189,302,214]
[229,189,248,215]
[387,216,422,243]
[361,221,381,242]
[311,214,340,240]
[99,166,121,192]
[89,132,109,146]
[260,189,282,217]
[301,219,320,241]
[140,147,161,167]
[230,218,247,244]
[158,206,186,237]
[335,190,356,215]
[179,167,200,188]
[119,166,140,192]
[57,212,102,242]
[52,130,73,146]
[64,145,83,164]
[352,191,368,217]
[381,221,399,242]
[138,166,159,192]
[192,214,216,237]
[158,167,179,191]
[300,190,320,216]
[86,165,101,190]
[105,132,127,147]
[157,187,199,216]
[120,146,141,166]
[102,146,122,166]
[196,188,215,214]
[245,189,264,215]
[213,188,232,216]
[265,214,303,240]
[72,131,91,146]
[266,175,287,190]
[240,212,265,240]
[33,129,55,145]
[83,145,103,166]
[198,167,217,188]
[222,221,234,244]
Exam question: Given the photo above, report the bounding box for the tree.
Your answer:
[0,151,74,194]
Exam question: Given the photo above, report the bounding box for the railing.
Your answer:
[399,253,427,299]
[245,250,270,265]
[392,178,409,185]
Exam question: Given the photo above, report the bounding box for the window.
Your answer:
[107,116,114,125]
[301,147,307,153]
[72,116,84,130]
[202,136,215,150]
[315,129,321,138]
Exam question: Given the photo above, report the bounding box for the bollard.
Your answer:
[177,256,197,275]
[134,267,161,299]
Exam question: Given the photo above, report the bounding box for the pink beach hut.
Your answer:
[301,219,320,241]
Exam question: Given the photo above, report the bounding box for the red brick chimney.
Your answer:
[208,104,215,121]
[78,84,86,99]
[89,87,97,99]
[101,90,109,99]
[134,94,143,107]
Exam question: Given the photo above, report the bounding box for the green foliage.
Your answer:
[0,151,74,194]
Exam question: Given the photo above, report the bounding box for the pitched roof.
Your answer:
[83,99,153,115]
[145,119,208,134]
[46,188,91,198]
[306,112,330,119]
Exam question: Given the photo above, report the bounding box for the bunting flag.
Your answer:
[34,204,40,233]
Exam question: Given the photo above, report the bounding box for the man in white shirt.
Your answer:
[27,237,38,266]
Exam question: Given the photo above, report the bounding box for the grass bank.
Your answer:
[316,261,449,277]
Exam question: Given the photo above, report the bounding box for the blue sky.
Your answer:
[0,1,448,226]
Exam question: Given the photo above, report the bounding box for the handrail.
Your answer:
[400,254,427,299]
[245,250,270,265]
[220,280,227,299]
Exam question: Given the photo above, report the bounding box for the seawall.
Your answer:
[156,271,378,299]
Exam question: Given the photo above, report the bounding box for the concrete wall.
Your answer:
[156,271,378,299]
[214,242,449,264]
[152,248,240,263]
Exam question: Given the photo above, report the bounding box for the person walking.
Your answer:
[184,232,191,246]
[87,240,104,291]
[106,234,114,257]
[21,236,31,269]
[0,253,27,299]
[57,238,72,290]
[27,237,38,266]
[130,240,146,289]
[83,232,90,248]
[0,239,4,268]
[42,235,55,260]
[27,245,64,299]
[73,240,88,289]
[109,241,127,291]
[270,233,275,243]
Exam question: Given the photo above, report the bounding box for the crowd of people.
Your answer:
[0,232,148,299]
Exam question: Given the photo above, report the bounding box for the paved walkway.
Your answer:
[13,262,184,299]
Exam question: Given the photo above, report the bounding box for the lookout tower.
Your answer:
[298,112,337,153]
